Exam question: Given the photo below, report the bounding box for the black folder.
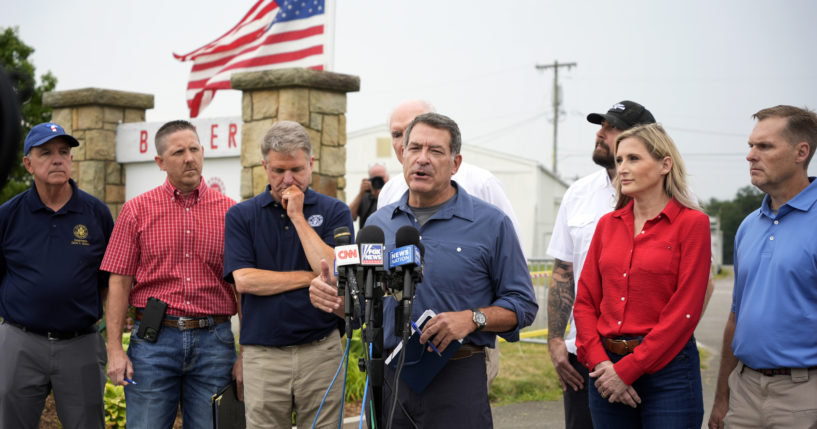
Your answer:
[385,310,462,394]
[212,381,246,429]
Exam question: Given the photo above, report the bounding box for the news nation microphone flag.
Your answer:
[174,0,333,118]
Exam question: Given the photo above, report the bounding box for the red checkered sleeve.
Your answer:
[101,199,141,276]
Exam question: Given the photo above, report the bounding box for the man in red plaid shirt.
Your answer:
[102,120,238,429]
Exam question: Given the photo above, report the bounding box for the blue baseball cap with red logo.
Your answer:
[24,122,80,155]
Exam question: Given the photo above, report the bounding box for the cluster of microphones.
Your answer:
[332,225,427,429]
[333,224,424,338]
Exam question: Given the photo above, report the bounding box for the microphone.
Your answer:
[357,225,386,299]
[357,225,386,339]
[387,226,424,293]
[333,226,361,325]
[387,226,424,337]
[357,225,388,424]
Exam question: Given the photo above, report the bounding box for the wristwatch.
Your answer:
[471,308,486,331]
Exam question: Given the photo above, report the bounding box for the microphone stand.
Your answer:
[363,266,384,429]
[385,259,423,429]
[342,268,355,339]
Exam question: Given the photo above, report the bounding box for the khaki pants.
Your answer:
[243,336,344,429]
[726,361,817,429]
[485,338,499,389]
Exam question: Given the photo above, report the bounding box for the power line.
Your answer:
[535,60,576,175]
[466,111,549,145]
[664,125,747,138]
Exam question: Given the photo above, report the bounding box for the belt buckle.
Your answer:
[177,317,205,330]
[177,317,190,330]
[623,340,633,354]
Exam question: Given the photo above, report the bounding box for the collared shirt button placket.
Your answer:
[181,195,196,309]
[769,218,778,241]
[619,243,634,333]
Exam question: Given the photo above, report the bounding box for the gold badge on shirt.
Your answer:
[71,224,90,246]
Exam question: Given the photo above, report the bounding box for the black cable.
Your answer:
[385,323,411,429]
[381,369,419,429]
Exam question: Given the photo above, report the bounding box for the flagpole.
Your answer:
[324,0,336,71]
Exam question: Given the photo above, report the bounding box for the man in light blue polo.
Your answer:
[0,123,113,429]
[708,105,817,429]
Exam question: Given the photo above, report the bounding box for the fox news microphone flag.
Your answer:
[174,0,333,118]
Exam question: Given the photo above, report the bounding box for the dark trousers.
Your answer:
[0,321,106,429]
[563,352,594,429]
[588,336,703,429]
[382,353,492,429]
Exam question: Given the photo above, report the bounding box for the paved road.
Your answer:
[340,270,734,428]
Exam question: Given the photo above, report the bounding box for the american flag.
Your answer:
[174,0,329,118]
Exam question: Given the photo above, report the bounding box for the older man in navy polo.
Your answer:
[0,123,113,429]
[224,121,354,428]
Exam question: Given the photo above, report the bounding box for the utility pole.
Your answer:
[535,60,576,175]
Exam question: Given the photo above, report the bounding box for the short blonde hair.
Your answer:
[613,123,700,211]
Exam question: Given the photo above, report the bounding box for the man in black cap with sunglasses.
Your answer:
[546,101,656,428]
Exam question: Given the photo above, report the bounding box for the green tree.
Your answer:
[704,186,765,264]
[0,26,57,204]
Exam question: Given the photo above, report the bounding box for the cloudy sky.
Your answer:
[4,0,816,200]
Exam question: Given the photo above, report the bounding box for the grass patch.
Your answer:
[714,267,732,280]
[699,346,711,370]
[489,341,562,405]
[487,340,711,406]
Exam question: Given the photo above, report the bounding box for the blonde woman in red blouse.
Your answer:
[574,123,711,428]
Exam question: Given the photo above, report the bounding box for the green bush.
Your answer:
[344,330,367,403]
[104,383,126,429]
[103,333,129,429]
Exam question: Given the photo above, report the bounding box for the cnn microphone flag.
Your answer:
[174,0,333,118]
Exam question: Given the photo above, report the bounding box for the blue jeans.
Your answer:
[125,318,236,429]
[588,336,703,429]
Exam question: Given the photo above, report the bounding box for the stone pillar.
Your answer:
[43,88,154,218]
[231,68,360,201]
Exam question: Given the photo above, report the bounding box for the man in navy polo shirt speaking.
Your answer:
[224,120,354,428]
[0,122,113,428]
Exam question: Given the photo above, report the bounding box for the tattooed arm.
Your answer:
[547,258,585,391]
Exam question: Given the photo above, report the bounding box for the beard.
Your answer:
[592,141,615,169]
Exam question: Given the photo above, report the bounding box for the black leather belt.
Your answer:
[744,364,817,376]
[451,343,485,360]
[135,311,230,331]
[3,320,96,340]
